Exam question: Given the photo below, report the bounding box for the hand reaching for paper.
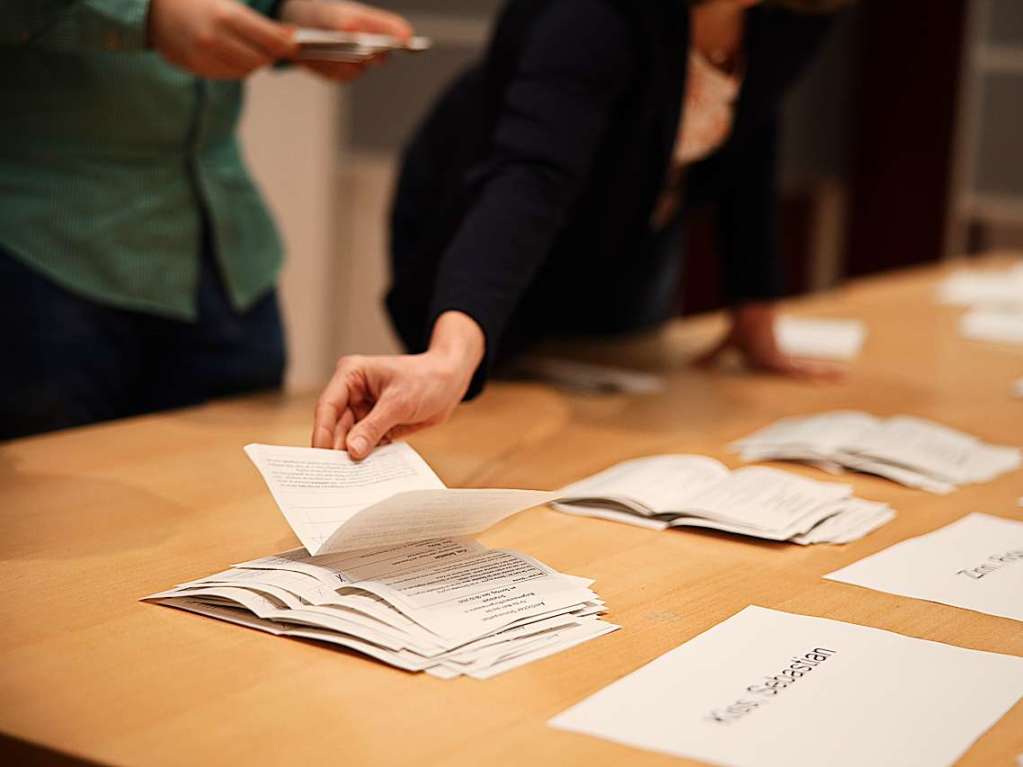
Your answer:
[312,311,485,458]
[697,302,845,381]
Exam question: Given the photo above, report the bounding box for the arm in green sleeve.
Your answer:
[1,0,150,51]
[0,0,282,52]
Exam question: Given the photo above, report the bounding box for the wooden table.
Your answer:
[2,257,1022,766]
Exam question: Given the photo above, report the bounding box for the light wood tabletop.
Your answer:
[2,256,1021,766]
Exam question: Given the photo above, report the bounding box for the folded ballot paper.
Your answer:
[732,411,1021,494]
[145,443,617,679]
[552,455,893,545]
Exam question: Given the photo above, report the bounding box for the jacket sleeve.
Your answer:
[1,0,279,52]
[425,0,635,398]
[716,107,785,305]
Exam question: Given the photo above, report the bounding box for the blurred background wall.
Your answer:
[239,0,1023,392]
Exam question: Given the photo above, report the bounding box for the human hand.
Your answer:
[148,0,298,79]
[278,0,413,82]
[312,311,485,458]
[696,302,845,380]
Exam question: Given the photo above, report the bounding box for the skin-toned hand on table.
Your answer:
[696,302,846,380]
[312,311,485,459]
[148,0,411,82]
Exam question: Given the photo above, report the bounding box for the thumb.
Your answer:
[345,395,408,459]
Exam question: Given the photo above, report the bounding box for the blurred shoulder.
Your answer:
[496,0,657,56]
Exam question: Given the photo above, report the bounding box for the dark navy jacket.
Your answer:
[387,0,836,396]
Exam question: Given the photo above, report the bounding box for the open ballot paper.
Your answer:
[550,606,1023,767]
[244,443,557,555]
[553,455,893,544]
[775,317,866,361]
[825,513,1023,622]
[732,410,1021,493]
[147,538,618,679]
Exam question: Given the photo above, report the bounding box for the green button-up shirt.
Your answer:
[0,0,283,320]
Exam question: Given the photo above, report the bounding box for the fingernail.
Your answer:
[349,436,368,456]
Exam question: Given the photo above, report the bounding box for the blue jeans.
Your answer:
[0,245,285,440]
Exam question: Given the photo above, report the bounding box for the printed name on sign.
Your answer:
[707,647,836,724]
[957,550,1023,580]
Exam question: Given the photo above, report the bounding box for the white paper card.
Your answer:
[825,513,1023,621]
[550,606,1023,767]
[960,309,1023,345]
[776,317,866,361]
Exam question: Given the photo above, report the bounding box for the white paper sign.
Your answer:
[550,606,1023,767]
[825,513,1023,621]
[960,308,1023,345]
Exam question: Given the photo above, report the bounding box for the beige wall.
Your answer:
[239,71,403,394]
[239,69,341,394]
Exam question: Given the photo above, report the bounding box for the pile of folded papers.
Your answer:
[148,537,616,679]
[552,454,893,545]
[732,411,1021,494]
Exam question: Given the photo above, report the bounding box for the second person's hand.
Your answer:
[312,311,485,458]
[696,302,846,381]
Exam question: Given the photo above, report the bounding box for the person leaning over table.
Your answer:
[312,0,852,458]
[0,0,412,440]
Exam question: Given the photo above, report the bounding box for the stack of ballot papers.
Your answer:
[732,411,1021,493]
[775,316,866,361]
[147,538,615,679]
[552,454,893,544]
[550,606,1023,767]
[145,443,618,678]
